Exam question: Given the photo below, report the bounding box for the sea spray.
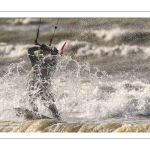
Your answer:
[1,49,150,123]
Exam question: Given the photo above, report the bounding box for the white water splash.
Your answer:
[1,54,150,123]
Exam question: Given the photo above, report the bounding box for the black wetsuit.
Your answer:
[28,46,57,79]
[27,46,61,120]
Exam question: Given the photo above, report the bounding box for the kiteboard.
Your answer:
[14,107,53,120]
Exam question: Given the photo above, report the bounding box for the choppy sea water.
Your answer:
[1,18,150,132]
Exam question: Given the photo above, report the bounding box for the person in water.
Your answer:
[28,44,61,120]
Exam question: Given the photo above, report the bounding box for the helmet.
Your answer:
[51,47,58,55]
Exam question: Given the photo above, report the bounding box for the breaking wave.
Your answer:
[1,42,150,59]
[0,42,32,58]
[1,119,150,132]
[92,28,150,45]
